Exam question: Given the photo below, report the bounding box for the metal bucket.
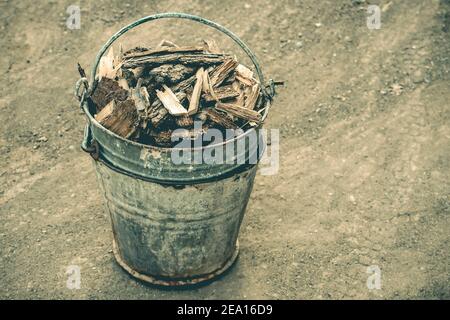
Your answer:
[75,13,275,286]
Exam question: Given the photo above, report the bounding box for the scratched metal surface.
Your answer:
[95,161,257,284]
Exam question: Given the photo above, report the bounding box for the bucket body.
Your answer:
[95,160,257,285]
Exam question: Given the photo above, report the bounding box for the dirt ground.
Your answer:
[1,0,449,299]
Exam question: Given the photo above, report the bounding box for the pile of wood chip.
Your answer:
[80,39,267,148]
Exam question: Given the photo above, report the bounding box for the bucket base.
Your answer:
[112,240,239,286]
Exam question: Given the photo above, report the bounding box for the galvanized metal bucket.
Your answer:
[75,13,274,286]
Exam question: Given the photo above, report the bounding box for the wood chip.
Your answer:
[117,78,129,90]
[232,80,244,92]
[236,92,245,106]
[203,85,239,102]
[124,46,205,59]
[187,68,204,115]
[173,73,197,92]
[202,69,217,101]
[148,64,194,85]
[98,47,116,80]
[131,79,151,112]
[147,91,187,126]
[231,80,246,106]
[236,74,255,86]
[210,59,238,88]
[244,83,260,110]
[236,64,254,79]
[95,99,115,122]
[156,85,188,116]
[99,99,138,138]
[90,78,128,111]
[216,102,261,122]
[203,108,238,129]
[235,64,257,86]
[113,44,124,78]
[124,52,228,69]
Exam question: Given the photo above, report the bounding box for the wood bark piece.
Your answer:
[187,68,204,115]
[174,74,197,92]
[95,99,115,122]
[123,46,149,56]
[236,74,255,86]
[123,53,228,69]
[99,99,138,138]
[216,102,261,122]
[147,91,187,126]
[149,106,168,126]
[210,59,238,88]
[156,85,188,116]
[148,64,194,85]
[124,46,206,59]
[90,78,128,111]
[113,44,124,78]
[236,92,245,106]
[203,85,239,102]
[117,43,124,63]
[203,108,238,129]
[244,83,260,110]
[230,80,245,106]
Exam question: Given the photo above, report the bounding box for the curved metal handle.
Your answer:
[74,77,89,104]
[88,12,269,98]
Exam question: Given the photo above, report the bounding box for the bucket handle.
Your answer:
[86,12,274,102]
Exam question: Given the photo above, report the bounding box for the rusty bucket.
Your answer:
[75,13,274,286]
